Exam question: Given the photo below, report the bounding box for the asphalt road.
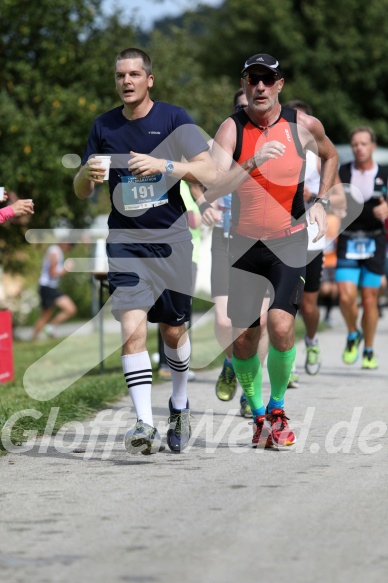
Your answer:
[1,307,388,583]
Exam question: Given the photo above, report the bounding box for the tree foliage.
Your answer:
[193,0,388,143]
[0,0,139,267]
[0,0,233,270]
[147,26,234,136]
[1,0,388,272]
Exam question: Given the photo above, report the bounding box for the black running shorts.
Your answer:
[39,285,65,310]
[107,240,193,325]
[211,227,230,298]
[227,230,307,328]
[305,251,324,293]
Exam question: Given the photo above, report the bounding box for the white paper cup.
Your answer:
[0,187,4,202]
[95,156,111,180]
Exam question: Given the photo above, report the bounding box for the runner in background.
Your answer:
[284,100,346,383]
[319,212,341,327]
[376,215,388,317]
[32,242,77,339]
[335,126,388,369]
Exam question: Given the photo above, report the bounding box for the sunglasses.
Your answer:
[243,73,279,87]
[234,103,247,112]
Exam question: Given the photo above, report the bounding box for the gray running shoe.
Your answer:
[124,420,165,455]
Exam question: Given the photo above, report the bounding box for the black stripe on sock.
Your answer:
[165,356,190,372]
[165,356,190,366]
[124,368,152,378]
[126,380,152,389]
[125,375,153,386]
[166,364,189,372]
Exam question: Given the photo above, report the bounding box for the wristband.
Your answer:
[198,201,212,215]
[313,197,330,211]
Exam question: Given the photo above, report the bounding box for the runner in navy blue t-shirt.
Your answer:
[74,47,215,455]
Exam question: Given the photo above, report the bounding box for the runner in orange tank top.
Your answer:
[235,113,305,238]
[204,53,338,449]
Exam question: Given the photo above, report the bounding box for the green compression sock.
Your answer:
[267,345,296,410]
[232,353,264,414]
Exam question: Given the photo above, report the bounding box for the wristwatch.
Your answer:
[165,160,174,175]
[313,197,330,211]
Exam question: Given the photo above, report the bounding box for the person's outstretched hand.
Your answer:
[11,199,34,217]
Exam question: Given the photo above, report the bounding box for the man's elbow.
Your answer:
[329,150,339,167]
[206,166,217,186]
[73,178,93,200]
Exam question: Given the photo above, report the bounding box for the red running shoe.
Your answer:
[265,408,296,448]
[252,415,274,448]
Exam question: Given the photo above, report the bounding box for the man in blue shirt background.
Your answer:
[74,47,215,455]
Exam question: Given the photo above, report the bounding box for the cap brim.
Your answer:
[241,64,281,76]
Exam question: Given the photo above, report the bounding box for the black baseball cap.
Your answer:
[241,53,282,77]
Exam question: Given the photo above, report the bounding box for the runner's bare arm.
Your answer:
[128,150,216,187]
[299,112,339,240]
[329,173,347,218]
[298,112,338,201]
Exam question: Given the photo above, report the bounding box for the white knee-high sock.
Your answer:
[164,338,190,410]
[122,352,153,426]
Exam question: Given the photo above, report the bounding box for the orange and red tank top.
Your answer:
[231,106,306,239]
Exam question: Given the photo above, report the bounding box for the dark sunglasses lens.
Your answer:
[246,74,277,86]
[235,104,246,112]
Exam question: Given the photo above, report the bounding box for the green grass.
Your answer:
[0,336,129,454]
[0,322,220,454]
[0,314,311,454]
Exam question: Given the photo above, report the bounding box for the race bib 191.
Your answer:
[122,174,168,210]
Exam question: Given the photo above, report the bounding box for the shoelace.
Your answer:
[346,332,361,352]
[307,346,319,363]
[267,410,290,430]
[135,421,156,439]
[168,411,192,435]
[252,418,264,439]
[222,364,235,383]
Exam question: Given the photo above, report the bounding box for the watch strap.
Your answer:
[313,197,330,211]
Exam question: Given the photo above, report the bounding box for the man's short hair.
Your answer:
[349,126,376,144]
[284,100,313,116]
[115,48,152,76]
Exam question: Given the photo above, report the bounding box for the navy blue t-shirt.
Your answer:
[81,101,208,243]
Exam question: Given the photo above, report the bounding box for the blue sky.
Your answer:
[102,0,222,31]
